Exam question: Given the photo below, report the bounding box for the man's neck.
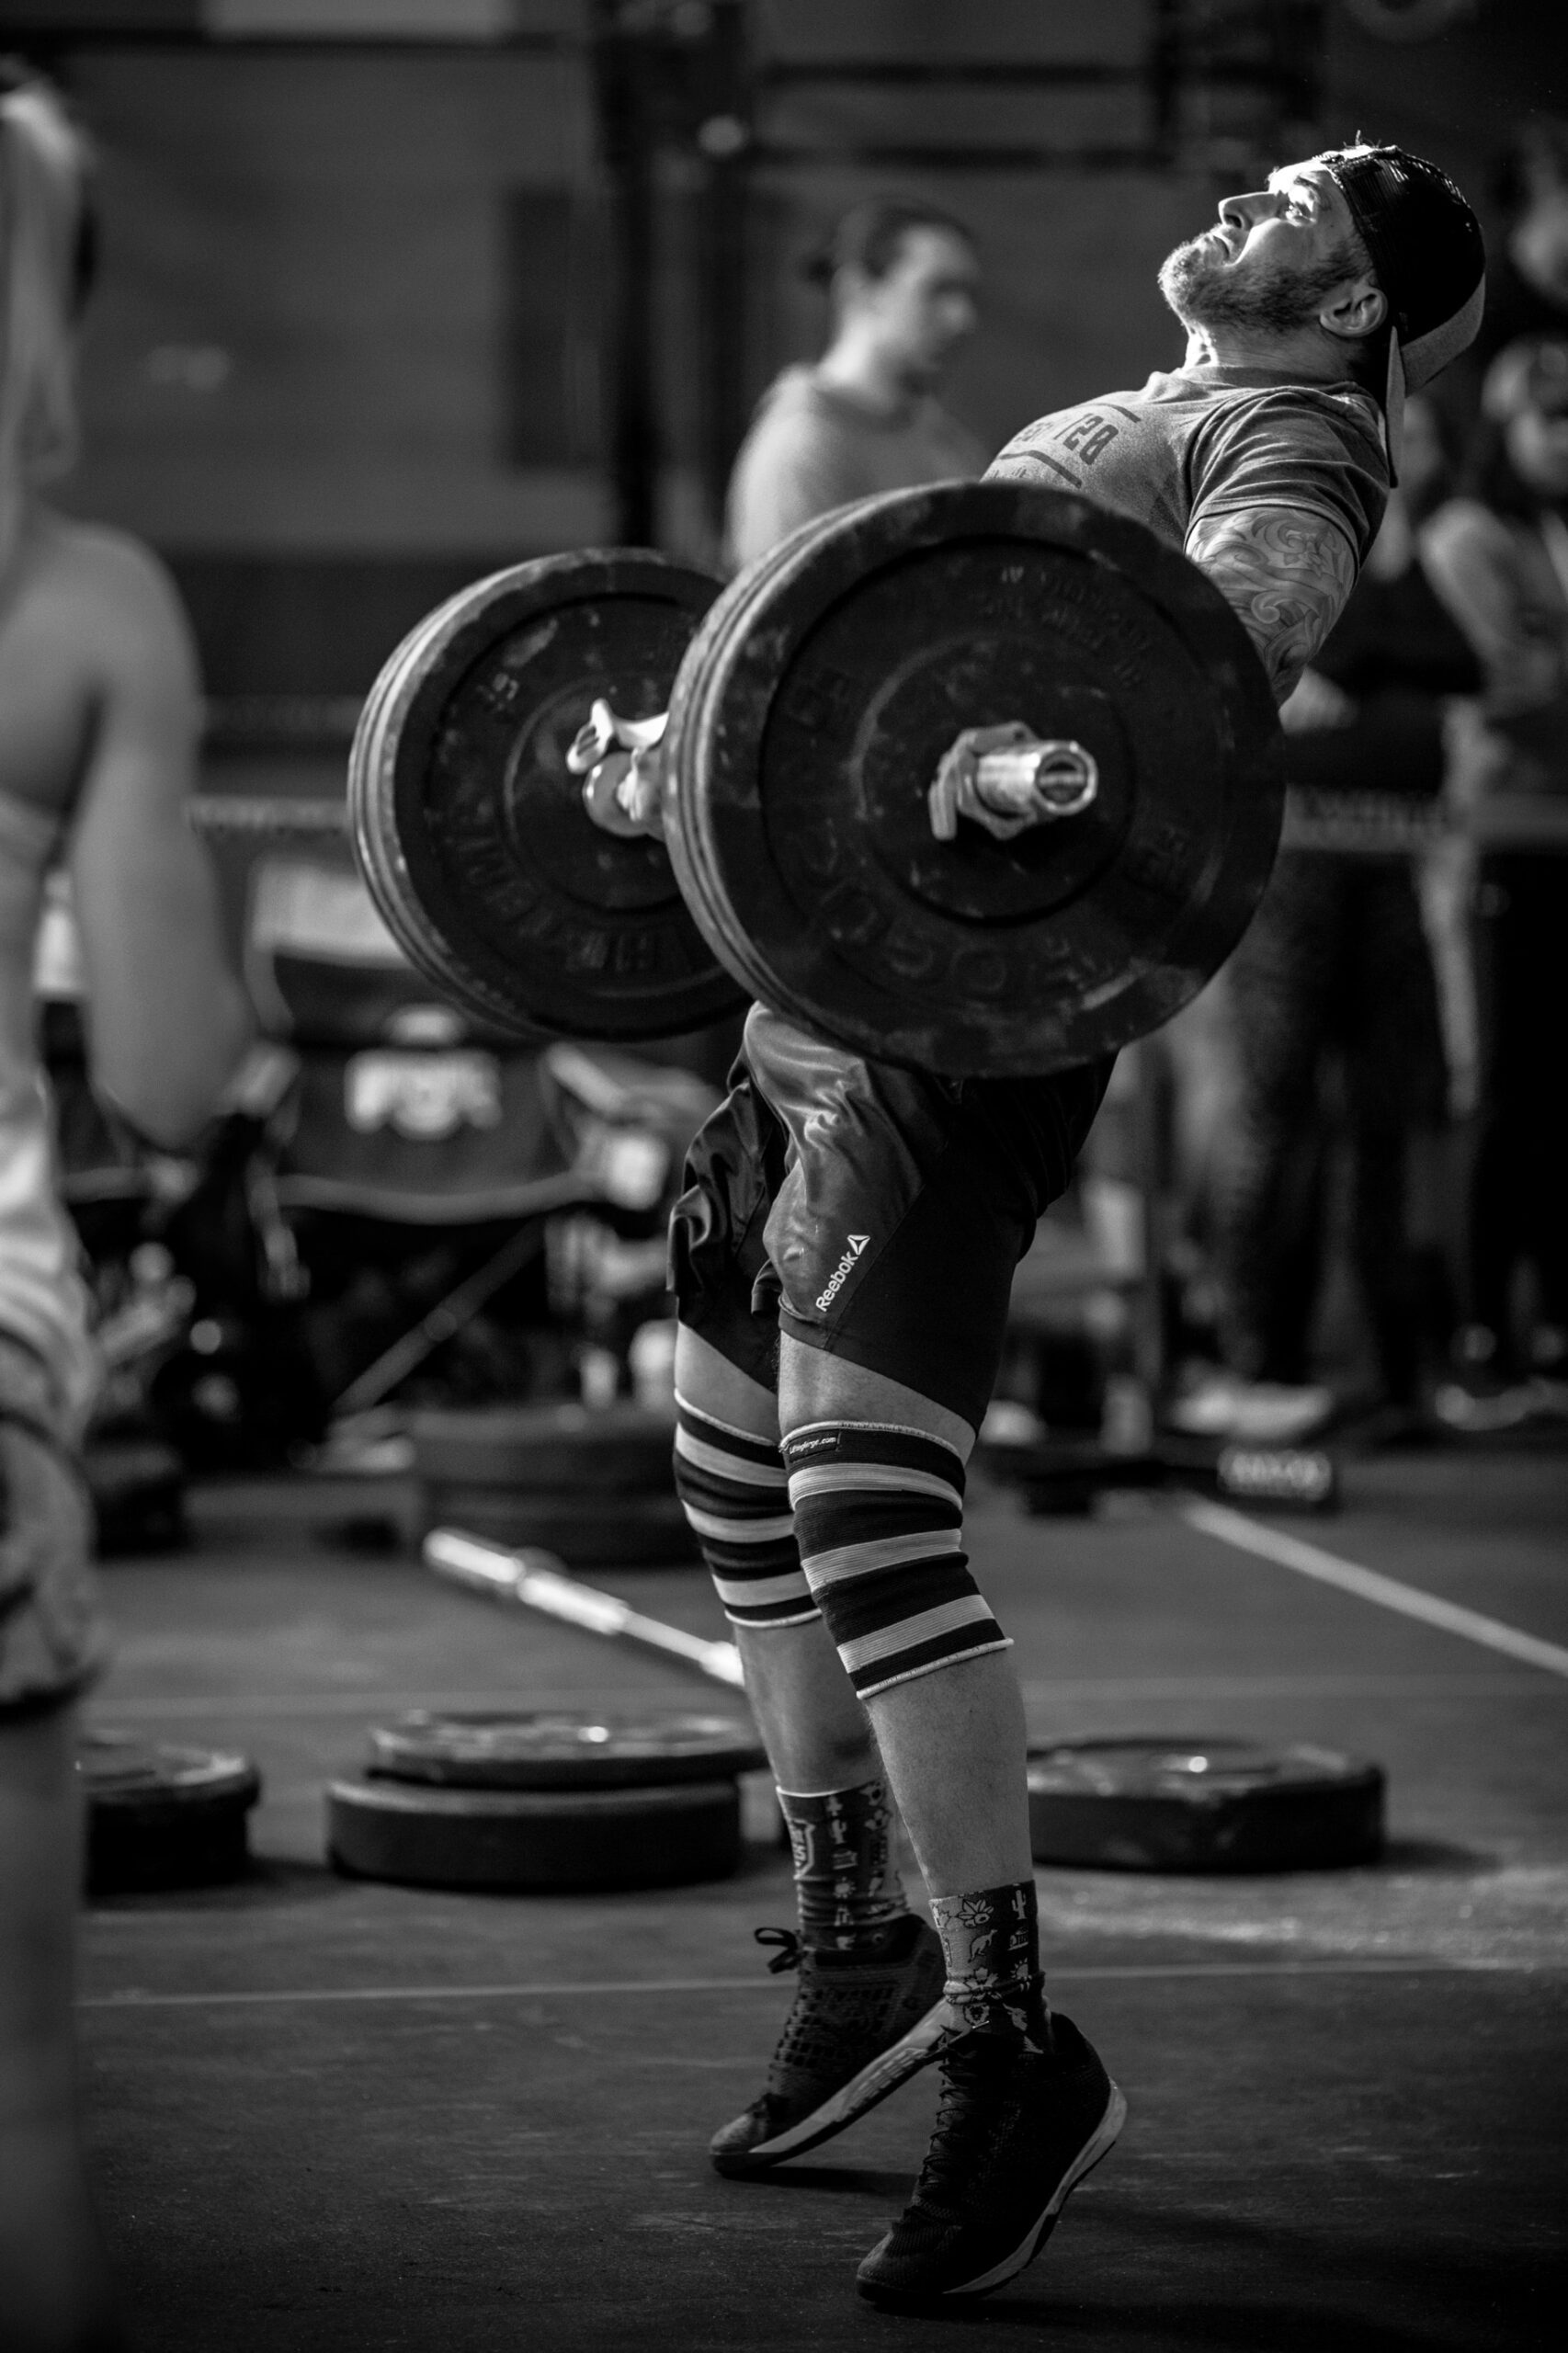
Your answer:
[814,332,925,419]
[1177,320,1358,383]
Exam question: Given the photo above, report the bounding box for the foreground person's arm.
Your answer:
[66,533,252,1145]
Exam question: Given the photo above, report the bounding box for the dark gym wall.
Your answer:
[66,44,604,556]
[35,0,1567,698]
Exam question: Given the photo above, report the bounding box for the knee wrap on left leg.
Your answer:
[781,1422,1009,1699]
[673,1396,817,1629]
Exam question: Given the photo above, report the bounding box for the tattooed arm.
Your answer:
[1184,506,1358,708]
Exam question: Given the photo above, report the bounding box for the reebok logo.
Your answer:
[815,1233,870,1313]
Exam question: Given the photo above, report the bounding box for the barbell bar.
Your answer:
[187,796,348,837]
[182,787,1567,856]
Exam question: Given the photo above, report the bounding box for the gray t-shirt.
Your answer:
[724,364,985,571]
[986,362,1389,566]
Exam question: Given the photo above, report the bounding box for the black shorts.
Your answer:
[669,1006,1112,1431]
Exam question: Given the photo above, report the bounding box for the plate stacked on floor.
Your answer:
[325,1708,767,1891]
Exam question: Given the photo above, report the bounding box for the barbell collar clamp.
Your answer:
[972,740,1099,821]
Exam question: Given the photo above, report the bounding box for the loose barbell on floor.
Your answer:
[424,1526,747,1688]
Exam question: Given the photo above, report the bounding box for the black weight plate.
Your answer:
[79,1731,262,1893]
[407,1400,676,1494]
[368,1709,766,1789]
[349,550,745,1040]
[1027,1737,1383,1873]
[325,1772,742,1890]
[665,481,1282,1076]
[416,1483,698,1567]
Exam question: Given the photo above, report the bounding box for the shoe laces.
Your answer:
[909,2033,1026,2215]
[754,1926,801,1976]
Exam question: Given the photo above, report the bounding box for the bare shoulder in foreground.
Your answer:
[0,512,200,820]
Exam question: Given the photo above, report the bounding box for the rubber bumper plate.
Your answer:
[79,1730,262,1893]
[368,1708,767,1790]
[326,1773,743,1891]
[1027,1737,1384,1872]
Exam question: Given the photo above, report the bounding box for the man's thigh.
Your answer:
[668,1041,791,1397]
[747,1009,1109,1434]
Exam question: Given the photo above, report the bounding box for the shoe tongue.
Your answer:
[941,2024,1032,2081]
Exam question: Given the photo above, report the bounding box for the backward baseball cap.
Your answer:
[1312,143,1486,469]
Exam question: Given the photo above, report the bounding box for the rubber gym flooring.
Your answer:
[80,1438,1567,2352]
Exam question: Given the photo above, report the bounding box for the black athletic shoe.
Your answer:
[856,2012,1125,2304]
[709,1915,947,2176]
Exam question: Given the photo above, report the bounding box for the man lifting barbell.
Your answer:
[564,143,1484,2306]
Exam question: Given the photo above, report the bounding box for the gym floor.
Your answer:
[79,1440,1566,2352]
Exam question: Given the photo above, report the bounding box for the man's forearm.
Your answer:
[1185,506,1358,707]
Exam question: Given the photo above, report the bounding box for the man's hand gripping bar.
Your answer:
[572,701,1098,847]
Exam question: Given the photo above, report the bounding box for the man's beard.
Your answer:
[1158,232,1363,335]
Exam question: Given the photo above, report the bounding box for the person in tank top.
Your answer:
[0,70,251,2351]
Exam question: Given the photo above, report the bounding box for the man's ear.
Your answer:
[1321,274,1389,346]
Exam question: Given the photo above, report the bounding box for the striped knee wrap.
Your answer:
[673,1394,816,1629]
[782,1422,1009,1699]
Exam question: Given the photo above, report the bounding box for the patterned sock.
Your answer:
[930,1879,1050,2049]
[778,1779,910,1954]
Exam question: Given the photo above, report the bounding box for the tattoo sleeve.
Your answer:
[1184,506,1358,707]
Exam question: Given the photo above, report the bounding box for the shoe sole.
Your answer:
[856,2076,1128,2305]
[710,1999,950,2177]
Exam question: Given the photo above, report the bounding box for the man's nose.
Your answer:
[1221,188,1278,231]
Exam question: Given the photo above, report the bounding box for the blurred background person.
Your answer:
[1482,120,1568,365]
[0,67,251,2351]
[1173,392,1480,1446]
[723,197,984,572]
[1422,335,1568,1430]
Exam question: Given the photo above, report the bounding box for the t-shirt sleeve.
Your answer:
[1186,388,1389,567]
[723,401,858,573]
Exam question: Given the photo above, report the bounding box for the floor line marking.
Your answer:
[77,1957,1547,2011]
[90,1669,1562,1722]
[1179,1499,1568,1680]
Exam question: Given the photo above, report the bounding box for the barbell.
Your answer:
[186,790,1568,858]
[197,483,1290,1076]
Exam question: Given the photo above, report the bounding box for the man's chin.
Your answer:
[1157,244,1221,329]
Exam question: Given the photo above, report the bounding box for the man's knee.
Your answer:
[781,1421,1008,1699]
[672,1391,816,1631]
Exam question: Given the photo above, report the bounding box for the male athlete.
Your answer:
[582,143,1483,2306]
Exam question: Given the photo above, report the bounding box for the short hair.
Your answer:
[0,63,94,563]
[801,199,975,291]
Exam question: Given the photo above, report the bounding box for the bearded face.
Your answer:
[1159,229,1366,337]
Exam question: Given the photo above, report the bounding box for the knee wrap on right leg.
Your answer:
[673,1394,817,1629]
[782,1422,1009,1699]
